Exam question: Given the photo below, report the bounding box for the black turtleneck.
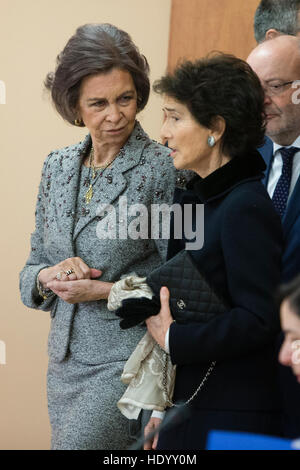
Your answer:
[187,149,266,203]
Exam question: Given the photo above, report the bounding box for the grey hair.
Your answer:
[254,0,300,43]
[44,23,150,126]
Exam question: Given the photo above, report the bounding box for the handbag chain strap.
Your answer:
[162,352,216,408]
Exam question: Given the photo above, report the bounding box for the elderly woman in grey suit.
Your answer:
[19,23,184,450]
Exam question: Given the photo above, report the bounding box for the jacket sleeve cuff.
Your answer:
[151,410,166,419]
[164,327,170,354]
[20,264,56,311]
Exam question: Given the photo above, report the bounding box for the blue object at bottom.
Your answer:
[206,430,297,450]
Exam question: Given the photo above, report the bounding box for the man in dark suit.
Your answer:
[247,34,300,438]
[254,0,300,43]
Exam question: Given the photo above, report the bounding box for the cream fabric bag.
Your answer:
[108,275,176,419]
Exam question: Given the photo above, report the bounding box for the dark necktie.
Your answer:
[271,147,298,217]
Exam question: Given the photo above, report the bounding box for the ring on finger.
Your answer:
[56,271,63,280]
[65,268,75,276]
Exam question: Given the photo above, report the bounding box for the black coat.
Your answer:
[167,151,283,413]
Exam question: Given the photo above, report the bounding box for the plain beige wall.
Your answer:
[0,0,171,450]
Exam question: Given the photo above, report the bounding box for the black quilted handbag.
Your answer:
[147,249,229,323]
[115,249,229,329]
[149,250,230,406]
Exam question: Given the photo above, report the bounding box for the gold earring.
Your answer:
[74,119,83,126]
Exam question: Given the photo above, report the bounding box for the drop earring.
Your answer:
[207,135,215,147]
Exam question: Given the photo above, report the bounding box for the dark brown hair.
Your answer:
[278,274,300,318]
[45,23,150,125]
[153,53,266,158]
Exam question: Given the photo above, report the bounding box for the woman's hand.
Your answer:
[46,278,113,303]
[146,287,173,349]
[38,257,101,286]
[144,417,162,450]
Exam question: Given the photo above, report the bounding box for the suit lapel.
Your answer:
[72,121,149,241]
[72,166,128,241]
[55,135,91,255]
[282,174,300,236]
[257,137,274,187]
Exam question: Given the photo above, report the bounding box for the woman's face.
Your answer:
[160,96,226,177]
[77,68,138,148]
[279,299,300,383]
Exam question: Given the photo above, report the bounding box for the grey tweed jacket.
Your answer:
[19,122,188,364]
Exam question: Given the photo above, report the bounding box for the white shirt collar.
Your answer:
[273,135,300,154]
[267,135,300,200]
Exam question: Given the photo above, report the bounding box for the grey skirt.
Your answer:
[47,353,143,450]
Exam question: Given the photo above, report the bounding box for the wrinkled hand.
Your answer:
[144,417,162,450]
[146,287,173,349]
[38,257,101,285]
[46,278,113,303]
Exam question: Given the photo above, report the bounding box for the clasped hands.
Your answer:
[38,257,112,303]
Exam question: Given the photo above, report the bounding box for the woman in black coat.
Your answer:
[144,54,284,450]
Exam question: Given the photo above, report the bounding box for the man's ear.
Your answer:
[265,28,282,41]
